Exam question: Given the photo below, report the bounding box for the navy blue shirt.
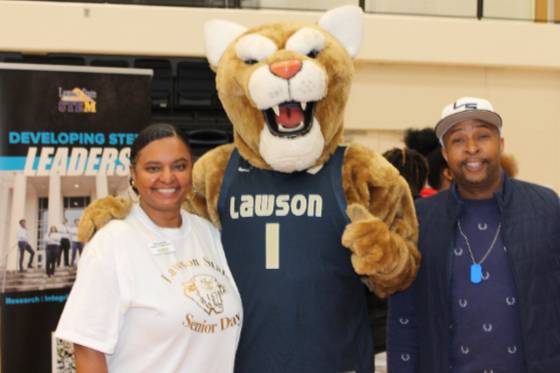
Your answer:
[218,147,373,373]
[450,197,526,372]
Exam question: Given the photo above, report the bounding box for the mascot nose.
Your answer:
[270,59,302,80]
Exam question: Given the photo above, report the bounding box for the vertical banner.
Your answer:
[0,63,152,373]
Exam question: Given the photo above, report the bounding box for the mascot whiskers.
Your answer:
[79,5,420,372]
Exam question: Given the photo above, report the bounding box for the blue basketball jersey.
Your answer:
[218,146,373,373]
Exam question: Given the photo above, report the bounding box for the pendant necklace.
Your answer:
[457,220,501,284]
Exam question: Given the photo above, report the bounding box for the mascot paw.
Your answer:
[78,196,132,243]
[342,203,391,261]
[342,204,416,298]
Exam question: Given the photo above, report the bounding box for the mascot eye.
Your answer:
[307,49,320,58]
[244,58,258,65]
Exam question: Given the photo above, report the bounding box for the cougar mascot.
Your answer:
[80,6,420,372]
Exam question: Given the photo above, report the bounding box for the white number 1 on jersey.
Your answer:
[265,223,280,269]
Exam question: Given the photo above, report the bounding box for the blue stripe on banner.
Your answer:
[0,154,126,172]
[0,156,28,171]
[0,155,120,172]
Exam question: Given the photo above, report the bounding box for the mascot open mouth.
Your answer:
[263,101,315,138]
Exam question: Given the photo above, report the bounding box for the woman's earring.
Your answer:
[128,178,139,202]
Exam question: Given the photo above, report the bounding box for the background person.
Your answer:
[46,226,61,277]
[16,219,35,272]
[383,147,429,200]
[55,123,242,373]
[404,127,452,196]
[69,218,83,266]
[57,218,71,267]
[388,97,560,372]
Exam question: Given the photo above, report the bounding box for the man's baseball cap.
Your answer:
[435,96,502,142]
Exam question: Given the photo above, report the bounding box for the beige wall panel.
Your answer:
[257,0,357,11]
[346,64,486,129]
[485,69,560,190]
[346,63,488,130]
[344,129,404,154]
[484,0,534,20]
[366,0,475,17]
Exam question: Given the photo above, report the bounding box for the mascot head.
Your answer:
[204,6,363,173]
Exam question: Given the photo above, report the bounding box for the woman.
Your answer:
[55,123,242,373]
[46,225,61,277]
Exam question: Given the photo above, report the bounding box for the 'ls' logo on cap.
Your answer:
[453,102,478,111]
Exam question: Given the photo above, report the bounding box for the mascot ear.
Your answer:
[204,20,247,68]
[318,5,363,58]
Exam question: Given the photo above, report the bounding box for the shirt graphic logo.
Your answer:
[229,193,323,219]
[183,274,226,315]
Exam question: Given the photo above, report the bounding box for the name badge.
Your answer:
[149,240,176,255]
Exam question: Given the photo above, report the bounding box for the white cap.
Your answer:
[435,97,502,142]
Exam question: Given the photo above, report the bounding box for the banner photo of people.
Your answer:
[0,62,152,373]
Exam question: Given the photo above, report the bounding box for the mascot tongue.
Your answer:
[276,104,304,128]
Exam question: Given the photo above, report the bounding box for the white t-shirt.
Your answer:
[47,232,62,245]
[69,225,78,242]
[58,224,70,240]
[55,204,243,373]
[16,226,28,242]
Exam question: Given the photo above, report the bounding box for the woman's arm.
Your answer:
[74,344,108,373]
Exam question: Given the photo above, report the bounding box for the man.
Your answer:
[69,218,83,266]
[388,97,560,372]
[16,219,35,272]
[57,218,71,267]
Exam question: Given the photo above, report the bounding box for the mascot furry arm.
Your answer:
[79,6,419,299]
